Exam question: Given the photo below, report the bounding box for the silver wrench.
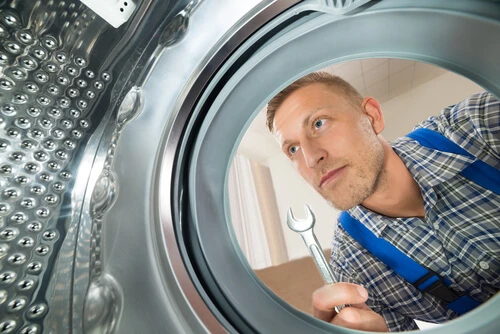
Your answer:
[287,204,348,313]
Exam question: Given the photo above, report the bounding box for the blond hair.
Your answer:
[266,71,363,132]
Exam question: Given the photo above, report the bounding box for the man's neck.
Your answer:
[361,142,425,219]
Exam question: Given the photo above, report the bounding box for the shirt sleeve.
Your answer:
[329,226,418,332]
[329,225,455,332]
[331,262,419,332]
[378,305,419,332]
[416,91,500,165]
[466,91,500,156]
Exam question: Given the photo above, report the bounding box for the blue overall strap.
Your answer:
[339,212,481,315]
[406,128,500,195]
[338,128,498,314]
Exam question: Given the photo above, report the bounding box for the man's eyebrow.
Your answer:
[279,106,334,150]
[301,113,314,129]
[302,106,332,127]
[280,139,292,150]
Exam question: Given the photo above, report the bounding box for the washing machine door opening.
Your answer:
[161,1,500,333]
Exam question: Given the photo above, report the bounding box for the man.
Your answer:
[267,71,499,332]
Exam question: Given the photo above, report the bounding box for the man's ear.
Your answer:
[361,97,385,135]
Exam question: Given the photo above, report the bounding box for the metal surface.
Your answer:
[0,2,116,331]
[287,205,348,313]
[0,0,195,332]
[180,0,500,333]
[287,205,336,285]
[0,0,499,333]
[80,0,138,28]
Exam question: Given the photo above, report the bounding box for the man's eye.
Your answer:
[314,119,325,129]
[289,146,298,155]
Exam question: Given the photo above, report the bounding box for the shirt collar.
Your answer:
[391,136,476,189]
[393,136,476,212]
[347,136,476,236]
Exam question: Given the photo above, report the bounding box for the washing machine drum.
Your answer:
[0,0,498,333]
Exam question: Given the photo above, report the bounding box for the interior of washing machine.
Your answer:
[0,0,498,333]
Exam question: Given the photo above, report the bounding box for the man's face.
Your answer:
[273,83,385,210]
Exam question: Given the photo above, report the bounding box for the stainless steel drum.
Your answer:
[0,0,498,333]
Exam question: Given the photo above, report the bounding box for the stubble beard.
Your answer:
[323,142,385,211]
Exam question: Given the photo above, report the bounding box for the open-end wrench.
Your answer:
[287,204,348,313]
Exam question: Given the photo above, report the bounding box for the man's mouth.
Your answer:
[319,166,346,188]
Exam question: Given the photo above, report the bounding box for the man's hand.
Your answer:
[312,283,388,332]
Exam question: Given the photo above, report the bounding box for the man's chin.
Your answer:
[322,185,372,211]
[324,190,369,211]
[325,196,358,211]
[330,202,357,211]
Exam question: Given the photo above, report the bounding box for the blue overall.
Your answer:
[339,128,500,315]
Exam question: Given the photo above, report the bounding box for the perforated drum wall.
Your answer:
[0,1,499,334]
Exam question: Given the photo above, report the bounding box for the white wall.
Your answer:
[267,154,339,261]
[266,71,484,262]
[381,71,484,141]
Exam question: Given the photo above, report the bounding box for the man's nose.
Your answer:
[301,141,326,168]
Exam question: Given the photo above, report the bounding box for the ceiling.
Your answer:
[238,59,447,162]
[323,59,447,103]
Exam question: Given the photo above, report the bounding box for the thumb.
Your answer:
[312,283,368,321]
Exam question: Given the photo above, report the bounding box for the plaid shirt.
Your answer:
[329,91,500,331]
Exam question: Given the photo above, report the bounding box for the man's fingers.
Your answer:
[313,308,335,323]
[333,307,388,332]
[312,283,369,313]
[312,303,369,321]
[350,302,372,311]
[312,283,388,332]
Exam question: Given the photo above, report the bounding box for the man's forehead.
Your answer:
[272,82,352,133]
[273,105,334,146]
[274,102,337,130]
